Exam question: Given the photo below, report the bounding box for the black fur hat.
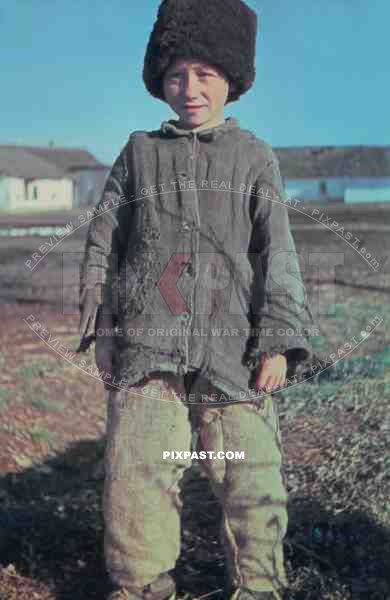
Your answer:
[143,0,258,104]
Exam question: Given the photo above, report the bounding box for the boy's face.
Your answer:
[162,58,230,130]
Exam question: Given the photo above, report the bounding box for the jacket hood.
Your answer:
[159,116,240,141]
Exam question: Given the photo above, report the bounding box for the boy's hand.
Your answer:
[255,353,287,393]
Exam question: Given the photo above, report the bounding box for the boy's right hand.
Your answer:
[255,352,287,393]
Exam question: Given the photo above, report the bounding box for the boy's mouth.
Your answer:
[183,105,205,110]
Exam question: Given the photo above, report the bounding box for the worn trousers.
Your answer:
[103,371,289,598]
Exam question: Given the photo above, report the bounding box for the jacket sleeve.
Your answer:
[242,147,315,376]
[76,136,133,353]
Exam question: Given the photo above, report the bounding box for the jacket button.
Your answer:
[177,313,190,321]
[185,263,194,276]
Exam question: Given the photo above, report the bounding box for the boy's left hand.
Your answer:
[255,353,287,393]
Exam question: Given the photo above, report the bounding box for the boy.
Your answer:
[77,1,314,599]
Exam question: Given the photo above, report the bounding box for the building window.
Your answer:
[319,180,327,196]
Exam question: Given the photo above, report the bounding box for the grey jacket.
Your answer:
[78,116,314,399]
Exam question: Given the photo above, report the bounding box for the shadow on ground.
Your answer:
[0,438,389,599]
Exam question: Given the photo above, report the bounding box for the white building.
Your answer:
[275,145,390,204]
[0,144,109,212]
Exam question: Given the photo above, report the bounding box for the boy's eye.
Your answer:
[168,72,213,80]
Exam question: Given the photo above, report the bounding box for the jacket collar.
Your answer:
[159,116,239,141]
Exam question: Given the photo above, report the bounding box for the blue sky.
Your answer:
[1,0,389,166]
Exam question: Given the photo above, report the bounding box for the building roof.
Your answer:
[20,146,107,171]
[0,144,108,180]
[0,146,67,179]
[275,145,390,179]
[2,142,390,181]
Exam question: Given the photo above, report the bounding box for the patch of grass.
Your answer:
[315,428,389,520]
[0,398,9,411]
[0,388,12,410]
[30,397,66,412]
[29,426,57,447]
[326,303,346,320]
[277,378,344,417]
[310,332,328,352]
[68,334,82,348]
[0,422,16,433]
[19,360,59,380]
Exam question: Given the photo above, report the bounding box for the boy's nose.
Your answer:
[182,74,201,96]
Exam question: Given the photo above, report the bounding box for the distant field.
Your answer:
[0,200,390,227]
[0,201,388,307]
[0,208,89,228]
